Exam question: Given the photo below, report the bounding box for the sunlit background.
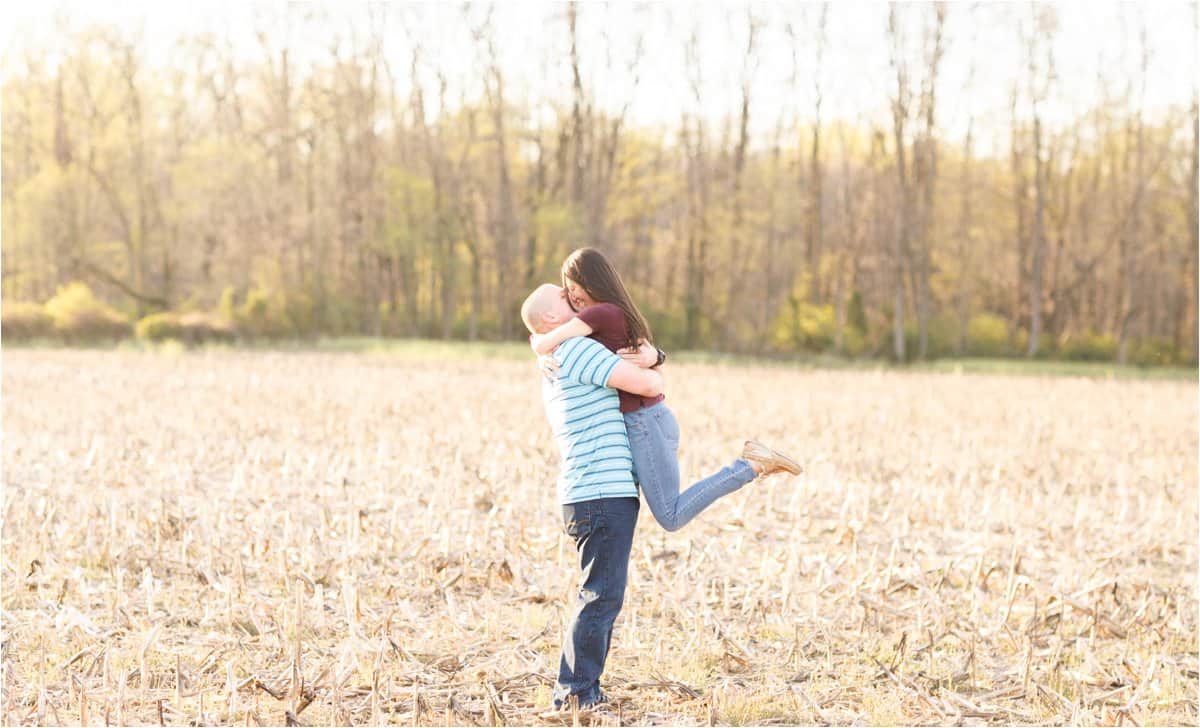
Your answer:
[3,5,1199,727]
[2,1,1197,365]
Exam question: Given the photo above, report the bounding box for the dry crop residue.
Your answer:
[3,349,1196,726]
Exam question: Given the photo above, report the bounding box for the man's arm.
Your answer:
[605,360,664,398]
[561,338,662,396]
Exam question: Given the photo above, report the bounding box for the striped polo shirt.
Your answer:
[541,336,637,504]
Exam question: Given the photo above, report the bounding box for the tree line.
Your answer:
[2,3,1196,365]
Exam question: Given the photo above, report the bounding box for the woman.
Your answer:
[531,247,801,532]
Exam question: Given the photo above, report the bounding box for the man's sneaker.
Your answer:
[743,440,803,477]
[579,691,609,709]
[552,691,609,711]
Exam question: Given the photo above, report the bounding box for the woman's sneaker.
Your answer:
[742,440,803,477]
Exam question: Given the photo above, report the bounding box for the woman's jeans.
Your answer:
[553,497,640,709]
[624,402,757,532]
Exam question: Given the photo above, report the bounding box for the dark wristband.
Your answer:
[654,348,667,367]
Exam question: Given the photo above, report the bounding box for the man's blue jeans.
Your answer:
[553,496,640,709]
[624,402,757,532]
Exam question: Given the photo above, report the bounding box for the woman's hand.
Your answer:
[537,354,560,380]
[616,341,659,369]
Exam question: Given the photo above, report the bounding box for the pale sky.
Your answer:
[2,1,1196,158]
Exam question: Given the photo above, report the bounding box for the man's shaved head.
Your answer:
[521,283,568,334]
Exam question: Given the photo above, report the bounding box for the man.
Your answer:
[520,282,663,711]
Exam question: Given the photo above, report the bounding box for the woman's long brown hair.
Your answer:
[561,248,653,350]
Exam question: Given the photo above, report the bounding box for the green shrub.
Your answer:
[865,317,896,358]
[642,304,687,351]
[179,312,236,344]
[1031,335,1059,360]
[136,310,235,346]
[377,301,397,336]
[316,296,361,336]
[1181,343,1199,367]
[966,313,1010,358]
[1061,329,1117,362]
[904,314,958,360]
[240,287,269,322]
[1128,337,1177,367]
[771,298,836,353]
[2,301,53,340]
[218,286,237,322]
[839,325,866,357]
[44,282,130,342]
[847,290,868,336]
[228,286,314,340]
[135,312,184,342]
[235,287,291,339]
[282,291,320,336]
[452,310,500,340]
[1012,328,1030,355]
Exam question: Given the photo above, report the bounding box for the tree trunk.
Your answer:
[488,65,516,339]
[887,6,910,362]
[915,3,945,359]
[1027,113,1046,357]
[955,117,974,355]
[1186,60,1200,361]
[1010,84,1028,350]
[725,12,756,348]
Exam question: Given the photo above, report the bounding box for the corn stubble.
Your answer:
[2,349,1196,726]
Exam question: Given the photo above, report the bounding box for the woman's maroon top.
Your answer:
[577,302,666,414]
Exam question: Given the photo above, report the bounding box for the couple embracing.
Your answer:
[520,248,802,712]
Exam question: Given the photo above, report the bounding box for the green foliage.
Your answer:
[135,312,184,342]
[378,301,400,337]
[1030,335,1059,360]
[2,302,54,340]
[233,287,293,339]
[178,312,236,345]
[847,290,868,335]
[1181,343,1199,367]
[132,310,236,346]
[2,36,1195,366]
[530,203,583,261]
[840,325,867,357]
[378,300,418,337]
[1062,329,1118,362]
[1012,328,1030,355]
[904,314,959,359]
[1128,337,1178,367]
[218,286,238,322]
[966,313,1011,358]
[239,288,270,328]
[43,282,130,343]
[771,297,836,353]
[451,310,500,340]
[282,291,317,337]
[315,295,361,337]
[642,304,688,351]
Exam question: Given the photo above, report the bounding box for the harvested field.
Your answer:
[2,348,1197,726]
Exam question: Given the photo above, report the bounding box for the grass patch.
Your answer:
[913,356,1198,381]
[5,336,1196,380]
[312,336,531,360]
[308,339,1199,381]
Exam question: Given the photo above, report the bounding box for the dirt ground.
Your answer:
[3,349,1196,725]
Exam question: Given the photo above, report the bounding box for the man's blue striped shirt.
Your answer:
[541,337,637,504]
